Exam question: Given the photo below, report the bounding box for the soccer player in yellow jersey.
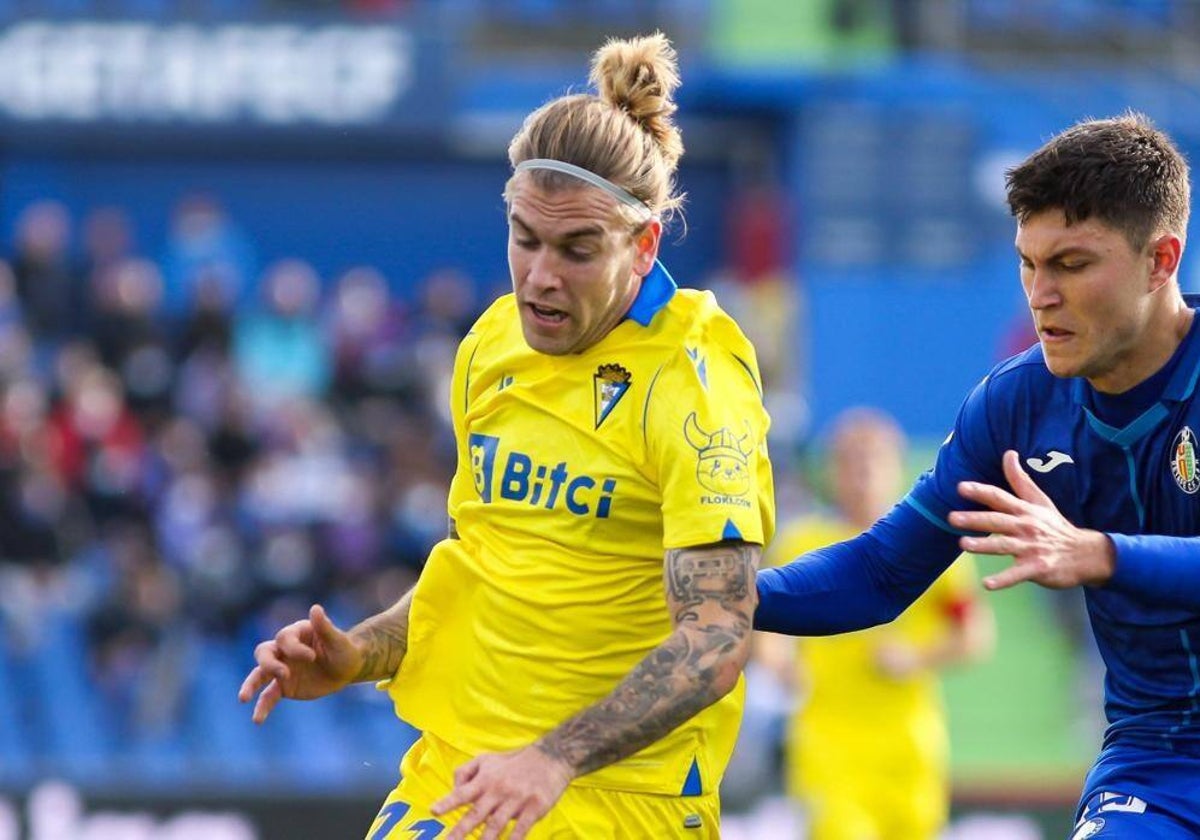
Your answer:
[758,408,993,840]
[238,32,774,840]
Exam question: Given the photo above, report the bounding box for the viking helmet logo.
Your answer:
[683,412,753,497]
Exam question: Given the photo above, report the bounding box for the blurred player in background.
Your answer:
[758,407,994,840]
[756,113,1200,838]
[239,32,775,840]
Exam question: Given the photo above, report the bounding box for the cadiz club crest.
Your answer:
[594,363,631,429]
[1172,426,1200,494]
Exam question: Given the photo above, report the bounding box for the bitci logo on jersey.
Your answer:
[468,432,617,517]
[1171,426,1200,494]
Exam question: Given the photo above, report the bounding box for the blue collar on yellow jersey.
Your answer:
[625,259,677,326]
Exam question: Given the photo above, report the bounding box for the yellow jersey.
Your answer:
[386,264,775,797]
[766,516,980,800]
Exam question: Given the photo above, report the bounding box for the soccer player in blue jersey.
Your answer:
[757,112,1200,838]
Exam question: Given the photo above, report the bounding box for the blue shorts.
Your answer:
[1073,745,1200,838]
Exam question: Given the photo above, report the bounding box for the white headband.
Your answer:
[514,159,654,217]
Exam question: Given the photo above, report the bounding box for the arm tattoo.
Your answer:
[536,542,759,778]
[666,544,753,624]
[349,588,414,682]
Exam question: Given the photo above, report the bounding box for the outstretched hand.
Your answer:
[431,745,573,840]
[237,604,363,724]
[949,450,1115,591]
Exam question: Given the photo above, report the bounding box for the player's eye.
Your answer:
[564,247,595,262]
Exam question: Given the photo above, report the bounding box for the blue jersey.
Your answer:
[757,300,1200,827]
[910,314,1200,757]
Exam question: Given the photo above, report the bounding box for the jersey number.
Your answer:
[368,802,444,840]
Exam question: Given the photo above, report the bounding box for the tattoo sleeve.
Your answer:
[349,588,415,683]
[535,542,760,778]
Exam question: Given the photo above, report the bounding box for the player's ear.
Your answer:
[1147,232,1182,292]
[632,219,662,277]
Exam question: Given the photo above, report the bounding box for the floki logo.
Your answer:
[1172,426,1199,494]
[594,363,631,428]
[683,412,753,506]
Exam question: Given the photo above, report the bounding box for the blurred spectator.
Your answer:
[0,261,35,383]
[44,361,148,524]
[85,518,186,738]
[0,379,60,567]
[756,408,995,840]
[91,258,176,425]
[161,194,256,318]
[326,265,415,404]
[11,200,84,344]
[0,194,461,788]
[79,206,136,337]
[233,258,331,413]
[410,267,479,426]
[177,269,236,361]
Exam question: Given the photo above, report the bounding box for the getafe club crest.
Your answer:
[1172,426,1200,494]
[594,363,631,429]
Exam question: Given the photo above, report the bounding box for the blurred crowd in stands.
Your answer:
[0,194,477,772]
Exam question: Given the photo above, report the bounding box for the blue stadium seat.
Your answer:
[0,643,33,786]
[25,613,112,783]
[188,638,271,784]
[258,675,357,790]
[337,683,419,785]
[125,728,192,788]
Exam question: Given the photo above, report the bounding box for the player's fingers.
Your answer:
[431,774,481,818]
[452,758,481,787]
[479,801,520,840]
[444,799,495,840]
[252,678,283,724]
[956,480,1025,515]
[252,642,293,683]
[507,806,542,840]
[238,665,270,703]
[275,622,318,661]
[309,604,343,645]
[1003,449,1054,506]
[959,533,1023,557]
[948,509,1020,534]
[983,562,1040,591]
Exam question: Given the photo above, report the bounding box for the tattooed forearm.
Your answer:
[536,542,760,778]
[666,543,754,623]
[349,588,414,682]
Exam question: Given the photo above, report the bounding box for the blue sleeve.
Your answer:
[906,372,1006,525]
[755,371,1012,637]
[755,500,964,635]
[1107,533,1200,609]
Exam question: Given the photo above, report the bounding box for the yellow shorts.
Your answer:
[794,745,946,840]
[364,733,720,839]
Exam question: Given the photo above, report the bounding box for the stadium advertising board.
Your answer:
[0,781,380,840]
[0,780,1076,840]
[0,21,435,127]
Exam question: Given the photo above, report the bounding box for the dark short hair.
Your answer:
[1005,112,1190,250]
